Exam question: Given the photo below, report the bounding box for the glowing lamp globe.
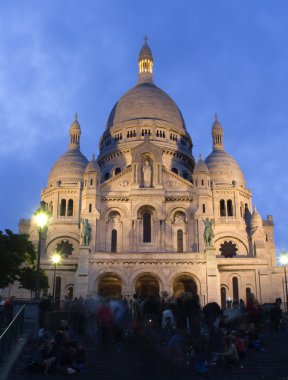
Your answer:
[51,253,61,265]
[280,252,288,266]
[35,212,49,229]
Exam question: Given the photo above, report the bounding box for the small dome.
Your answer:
[194,155,209,175]
[70,113,80,131]
[251,206,263,229]
[85,154,100,173]
[205,150,246,187]
[138,42,153,62]
[212,113,222,132]
[106,82,186,131]
[47,149,88,186]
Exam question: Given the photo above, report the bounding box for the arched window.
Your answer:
[227,199,233,216]
[172,168,178,174]
[220,199,226,216]
[182,171,188,180]
[201,179,204,186]
[111,229,117,252]
[202,204,206,213]
[221,287,227,310]
[60,199,66,216]
[232,277,239,303]
[177,230,183,252]
[67,199,73,216]
[246,287,251,303]
[114,168,121,175]
[104,172,110,181]
[89,203,92,213]
[55,276,61,302]
[90,179,93,186]
[143,212,151,243]
[67,286,74,300]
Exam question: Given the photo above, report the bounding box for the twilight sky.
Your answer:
[0,0,287,254]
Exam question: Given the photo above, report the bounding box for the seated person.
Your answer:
[216,335,239,371]
[37,339,56,374]
[55,319,70,345]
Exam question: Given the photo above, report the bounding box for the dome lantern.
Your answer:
[138,36,154,83]
[211,113,224,151]
[69,113,81,150]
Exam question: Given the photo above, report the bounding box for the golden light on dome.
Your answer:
[139,59,153,74]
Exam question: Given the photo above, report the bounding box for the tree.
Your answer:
[0,229,36,288]
[18,266,49,299]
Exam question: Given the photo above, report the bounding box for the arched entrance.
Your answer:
[173,274,197,297]
[98,273,122,298]
[135,274,160,298]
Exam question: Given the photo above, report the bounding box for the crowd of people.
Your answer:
[25,292,285,376]
[28,319,86,375]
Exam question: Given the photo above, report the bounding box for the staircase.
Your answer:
[8,330,288,380]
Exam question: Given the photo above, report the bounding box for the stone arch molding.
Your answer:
[167,206,192,220]
[228,272,242,289]
[132,201,165,219]
[46,232,80,247]
[167,270,203,295]
[103,204,129,220]
[93,268,129,293]
[215,233,248,255]
[131,140,163,164]
[128,269,165,293]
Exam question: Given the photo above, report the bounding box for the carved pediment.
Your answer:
[162,168,193,191]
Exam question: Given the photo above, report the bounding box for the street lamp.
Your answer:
[34,201,50,298]
[279,251,288,313]
[51,253,62,303]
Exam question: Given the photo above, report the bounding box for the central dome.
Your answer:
[106,82,186,131]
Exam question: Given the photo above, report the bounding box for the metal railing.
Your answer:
[0,305,25,366]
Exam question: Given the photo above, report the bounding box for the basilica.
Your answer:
[15,41,283,307]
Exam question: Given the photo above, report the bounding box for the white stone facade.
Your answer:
[6,41,283,307]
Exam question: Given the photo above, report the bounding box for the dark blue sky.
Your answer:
[0,0,287,254]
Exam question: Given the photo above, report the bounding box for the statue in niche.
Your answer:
[80,218,92,246]
[173,212,186,225]
[143,160,152,187]
[203,217,215,247]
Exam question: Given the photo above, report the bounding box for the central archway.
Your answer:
[98,273,122,298]
[135,274,160,298]
[173,274,197,297]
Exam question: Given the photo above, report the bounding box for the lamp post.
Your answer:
[51,253,61,303]
[279,251,288,313]
[34,201,50,298]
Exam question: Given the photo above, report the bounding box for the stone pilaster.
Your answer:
[75,246,90,298]
[205,246,220,304]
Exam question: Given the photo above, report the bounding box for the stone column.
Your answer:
[205,246,220,304]
[75,246,90,298]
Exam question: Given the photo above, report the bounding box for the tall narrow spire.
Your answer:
[138,36,154,83]
[69,113,81,150]
[211,113,224,151]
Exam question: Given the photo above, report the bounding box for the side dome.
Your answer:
[205,114,246,187]
[194,155,209,175]
[205,150,245,187]
[106,82,186,131]
[250,206,263,230]
[47,149,88,186]
[47,115,89,187]
[85,154,100,174]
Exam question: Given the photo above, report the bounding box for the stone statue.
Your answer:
[203,217,215,246]
[80,218,92,246]
[143,160,152,187]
